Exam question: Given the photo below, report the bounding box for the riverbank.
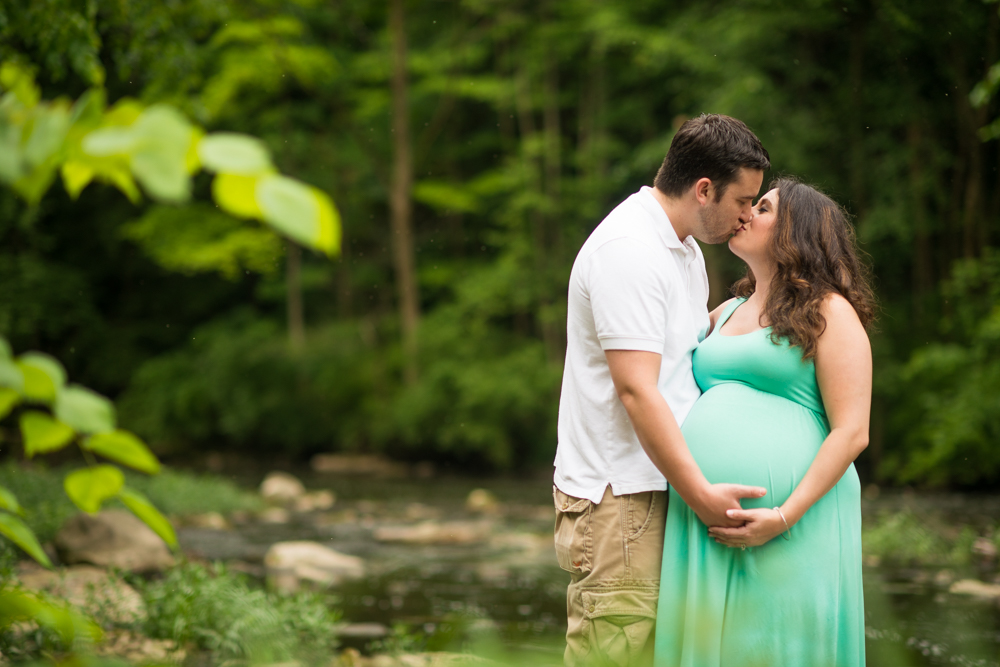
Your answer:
[2,460,1000,666]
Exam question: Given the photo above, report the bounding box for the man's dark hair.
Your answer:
[653,114,770,201]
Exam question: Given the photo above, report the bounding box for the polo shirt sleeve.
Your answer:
[586,238,667,353]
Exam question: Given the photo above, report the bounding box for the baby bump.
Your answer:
[681,383,830,509]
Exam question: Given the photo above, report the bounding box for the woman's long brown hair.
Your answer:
[732,178,876,359]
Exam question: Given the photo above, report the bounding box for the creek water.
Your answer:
[178,470,1000,666]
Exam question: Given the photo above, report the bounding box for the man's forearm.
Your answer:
[618,386,710,506]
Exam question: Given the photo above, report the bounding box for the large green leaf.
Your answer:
[256,175,341,255]
[128,106,195,203]
[0,588,102,644]
[198,133,273,174]
[63,465,124,514]
[83,430,161,474]
[17,352,66,404]
[81,126,137,155]
[119,487,177,549]
[213,172,264,219]
[0,387,19,420]
[0,360,23,393]
[0,484,23,515]
[20,411,75,457]
[54,384,115,434]
[0,513,52,567]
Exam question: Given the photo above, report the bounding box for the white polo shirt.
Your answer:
[554,186,710,503]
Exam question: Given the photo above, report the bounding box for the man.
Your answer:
[553,114,772,667]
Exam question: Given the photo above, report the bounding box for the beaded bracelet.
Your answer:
[773,506,791,541]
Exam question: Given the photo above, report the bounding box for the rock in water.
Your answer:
[265,541,364,594]
[465,489,499,514]
[373,521,490,545]
[54,510,175,572]
[260,471,306,505]
[949,579,1000,598]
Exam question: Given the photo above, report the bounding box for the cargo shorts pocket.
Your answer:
[553,487,593,575]
[582,587,659,665]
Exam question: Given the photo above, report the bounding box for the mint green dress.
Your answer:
[654,299,864,667]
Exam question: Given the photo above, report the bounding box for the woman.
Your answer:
[653,178,876,666]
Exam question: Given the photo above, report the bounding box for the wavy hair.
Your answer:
[732,178,876,359]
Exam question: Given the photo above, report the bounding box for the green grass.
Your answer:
[136,561,340,663]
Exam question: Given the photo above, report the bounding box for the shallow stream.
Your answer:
[177,470,1000,665]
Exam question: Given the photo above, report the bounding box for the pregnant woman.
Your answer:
[654,178,876,666]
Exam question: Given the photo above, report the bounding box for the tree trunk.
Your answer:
[287,240,305,351]
[389,0,419,384]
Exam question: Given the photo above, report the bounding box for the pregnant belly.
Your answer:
[680,382,830,509]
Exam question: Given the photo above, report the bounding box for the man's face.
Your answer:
[695,168,764,244]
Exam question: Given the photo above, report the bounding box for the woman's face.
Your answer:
[728,187,778,262]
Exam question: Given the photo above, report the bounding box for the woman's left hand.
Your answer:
[707,508,788,549]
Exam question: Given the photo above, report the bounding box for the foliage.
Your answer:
[0,0,999,486]
[138,561,340,663]
[880,250,1000,485]
[118,314,375,455]
[0,585,104,660]
[862,510,978,568]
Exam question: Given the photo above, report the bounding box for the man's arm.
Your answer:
[606,349,766,527]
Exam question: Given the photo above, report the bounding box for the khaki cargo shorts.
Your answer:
[554,485,668,667]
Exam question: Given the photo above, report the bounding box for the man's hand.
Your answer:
[688,483,767,527]
[708,507,786,547]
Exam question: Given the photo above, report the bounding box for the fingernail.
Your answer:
[726,510,734,517]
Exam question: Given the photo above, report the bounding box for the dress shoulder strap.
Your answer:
[715,297,748,332]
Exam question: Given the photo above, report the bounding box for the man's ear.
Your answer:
[694,178,713,206]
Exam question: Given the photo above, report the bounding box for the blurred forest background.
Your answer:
[2,0,999,486]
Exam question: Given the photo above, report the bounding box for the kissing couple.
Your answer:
[553,114,874,667]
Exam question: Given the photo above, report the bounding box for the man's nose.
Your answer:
[741,208,754,223]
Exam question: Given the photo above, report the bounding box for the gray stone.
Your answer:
[949,578,1000,598]
[264,540,365,593]
[54,510,175,572]
[373,521,491,545]
[260,471,306,504]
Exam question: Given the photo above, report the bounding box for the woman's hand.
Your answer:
[707,508,788,549]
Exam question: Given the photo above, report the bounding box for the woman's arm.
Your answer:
[708,293,871,547]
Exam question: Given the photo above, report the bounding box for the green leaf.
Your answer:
[128,106,195,203]
[54,384,116,434]
[256,175,341,254]
[213,172,264,218]
[119,487,177,549]
[0,513,52,567]
[17,353,66,387]
[64,465,125,514]
[0,359,23,393]
[83,430,161,474]
[20,411,75,457]
[0,484,23,515]
[0,387,19,420]
[61,160,96,199]
[0,588,102,644]
[16,352,66,403]
[82,126,138,155]
[198,133,273,174]
[0,336,11,360]
[131,148,190,202]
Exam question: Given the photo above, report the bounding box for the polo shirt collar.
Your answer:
[637,186,688,250]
